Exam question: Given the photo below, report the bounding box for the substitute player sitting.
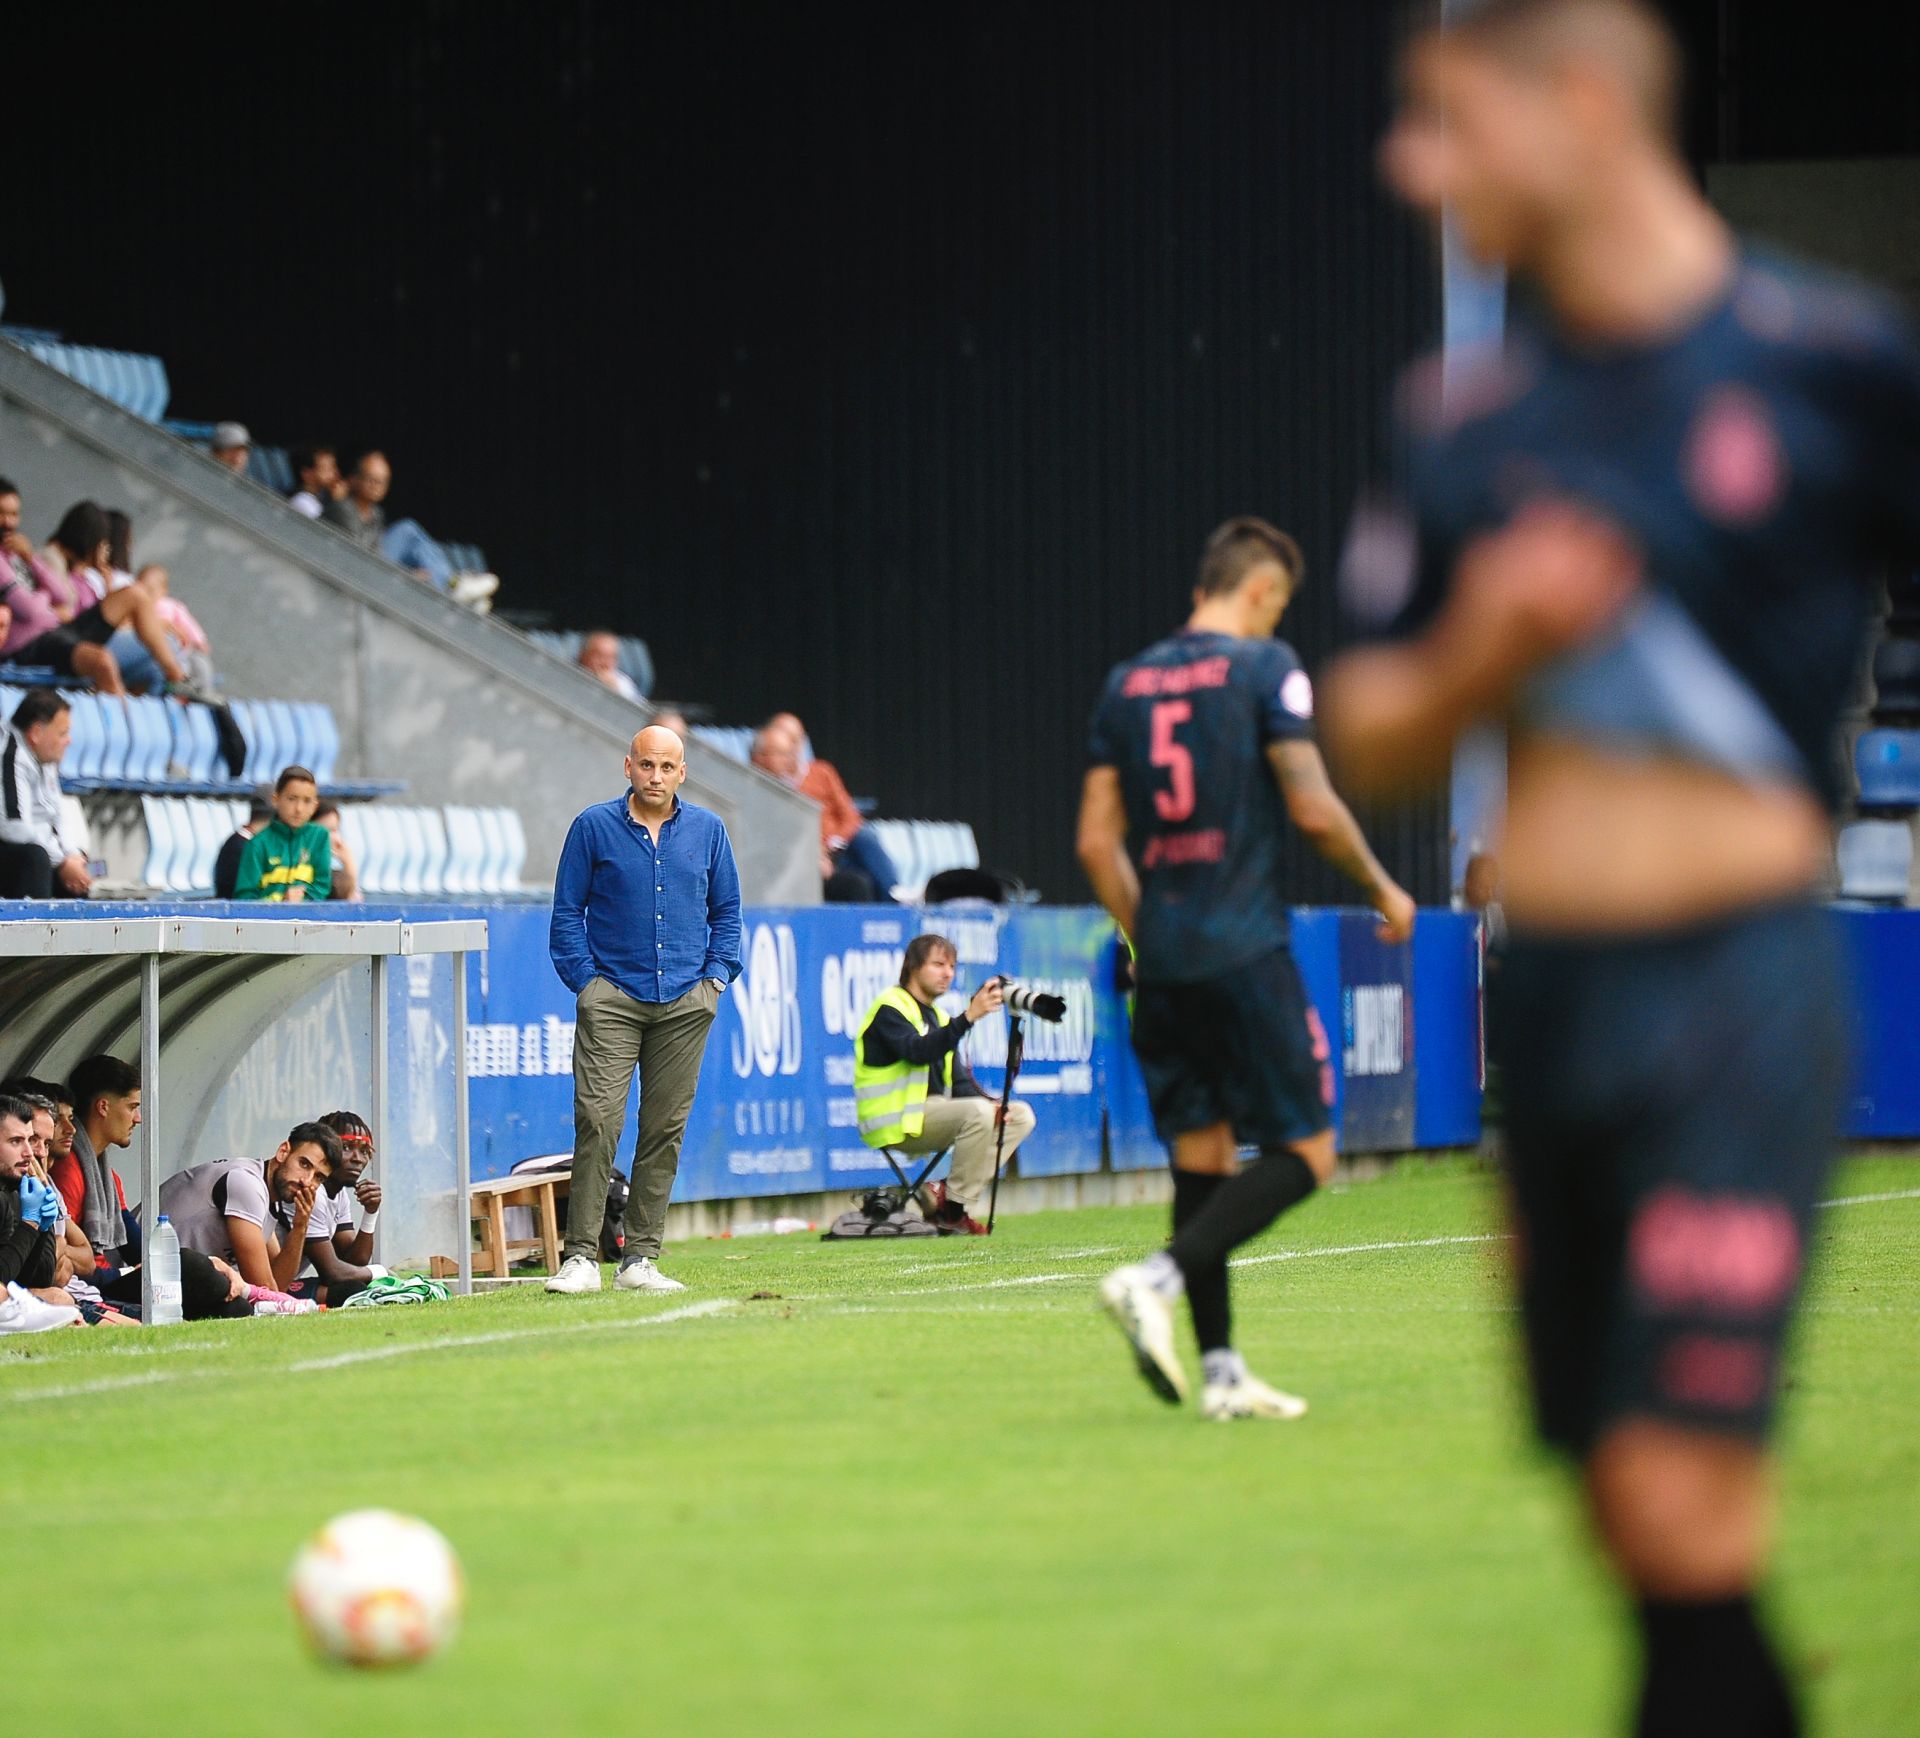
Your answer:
[1323,4,1920,1731]
[1079,516,1414,1419]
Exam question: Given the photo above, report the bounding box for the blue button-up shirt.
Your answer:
[549,794,744,1003]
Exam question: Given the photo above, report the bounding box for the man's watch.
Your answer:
[706,976,729,994]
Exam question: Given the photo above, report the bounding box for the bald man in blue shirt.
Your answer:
[548,725,743,1294]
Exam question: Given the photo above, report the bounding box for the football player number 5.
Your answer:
[1150,700,1195,821]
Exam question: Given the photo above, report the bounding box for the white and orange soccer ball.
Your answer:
[288,1509,464,1667]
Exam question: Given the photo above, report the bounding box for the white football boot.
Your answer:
[1199,1371,1309,1421]
[1097,1263,1190,1404]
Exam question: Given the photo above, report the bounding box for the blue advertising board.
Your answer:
[464,903,1487,1197]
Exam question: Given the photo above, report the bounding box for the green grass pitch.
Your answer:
[6,1154,1915,1736]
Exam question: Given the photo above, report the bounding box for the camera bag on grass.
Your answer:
[821,1189,939,1240]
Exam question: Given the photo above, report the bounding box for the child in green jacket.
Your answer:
[235,766,332,902]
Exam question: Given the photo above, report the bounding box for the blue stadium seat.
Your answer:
[96,695,132,785]
[442,806,481,894]
[495,807,528,891]
[63,693,107,784]
[394,807,427,895]
[694,725,754,765]
[192,799,241,892]
[307,703,342,787]
[129,697,172,786]
[249,446,295,495]
[19,338,170,420]
[265,700,302,778]
[1856,729,1920,810]
[416,807,450,895]
[1837,820,1913,903]
[184,702,220,786]
[474,807,507,894]
[140,796,177,892]
[340,805,379,895]
[1872,636,1920,722]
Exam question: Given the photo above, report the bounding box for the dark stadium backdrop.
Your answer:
[5,0,1916,897]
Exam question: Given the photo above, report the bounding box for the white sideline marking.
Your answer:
[4,1298,734,1404]
[286,1297,734,1372]
[6,1188,1913,1401]
[1230,1231,1506,1270]
[1818,1187,1920,1208]
[890,1244,1117,1278]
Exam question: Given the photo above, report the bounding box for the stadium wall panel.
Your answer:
[467,902,1485,1195]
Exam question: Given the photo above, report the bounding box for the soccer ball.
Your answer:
[288,1509,464,1667]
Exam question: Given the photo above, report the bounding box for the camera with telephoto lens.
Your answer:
[992,978,1067,1023]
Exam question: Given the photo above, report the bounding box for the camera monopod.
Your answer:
[985,1013,1025,1235]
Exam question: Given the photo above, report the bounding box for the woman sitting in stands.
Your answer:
[0,496,200,698]
[32,500,111,619]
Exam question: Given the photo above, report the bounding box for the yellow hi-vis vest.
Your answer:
[853,987,954,1148]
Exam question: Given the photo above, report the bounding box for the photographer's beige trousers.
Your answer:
[892,1094,1037,1211]
[567,975,721,1263]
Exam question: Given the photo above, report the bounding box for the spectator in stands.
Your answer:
[0,1094,81,1326]
[312,801,361,901]
[38,501,112,618]
[0,476,61,596]
[651,707,692,740]
[235,765,332,902]
[288,445,343,518]
[209,422,252,474]
[320,451,492,607]
[102,511,217,695]
[58,1054,250,1320]
[0,482,197,697]
[213,796,272,900]
[159,1122,343,1293]
[579,631,641,700]
[0,689,88,898]
[324,450,391,552]
[753,713,900,902]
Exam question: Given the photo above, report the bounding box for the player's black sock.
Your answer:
[1167,1149,1317,1277]
[1634,1594,1798,1738]
[1171,1170,1231,1352]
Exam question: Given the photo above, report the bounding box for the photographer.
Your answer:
[853,933,1037,1235]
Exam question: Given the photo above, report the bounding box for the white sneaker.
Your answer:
[1097,1264,1189,1404]
[614,1257,686,1294]
[0,1283,82,1333]
[1200,1373,1308,1421]
[544,1255,603,1294]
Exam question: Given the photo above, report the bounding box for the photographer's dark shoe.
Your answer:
[932,1201,989,1237]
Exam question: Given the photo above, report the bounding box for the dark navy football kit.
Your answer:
[1087,628,1333,1149]
[1373,250,1920,1450]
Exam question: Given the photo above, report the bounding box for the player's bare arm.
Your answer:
[1265,740,1416,943]
[224,1214,281,1292]
[1321,502,1641,799]
[1075,764,1140,942]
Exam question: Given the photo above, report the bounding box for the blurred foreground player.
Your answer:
[1080,518,1414,1418]
[1324,4,1920,1732]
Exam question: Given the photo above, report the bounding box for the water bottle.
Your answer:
[150,1215,184,1324]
